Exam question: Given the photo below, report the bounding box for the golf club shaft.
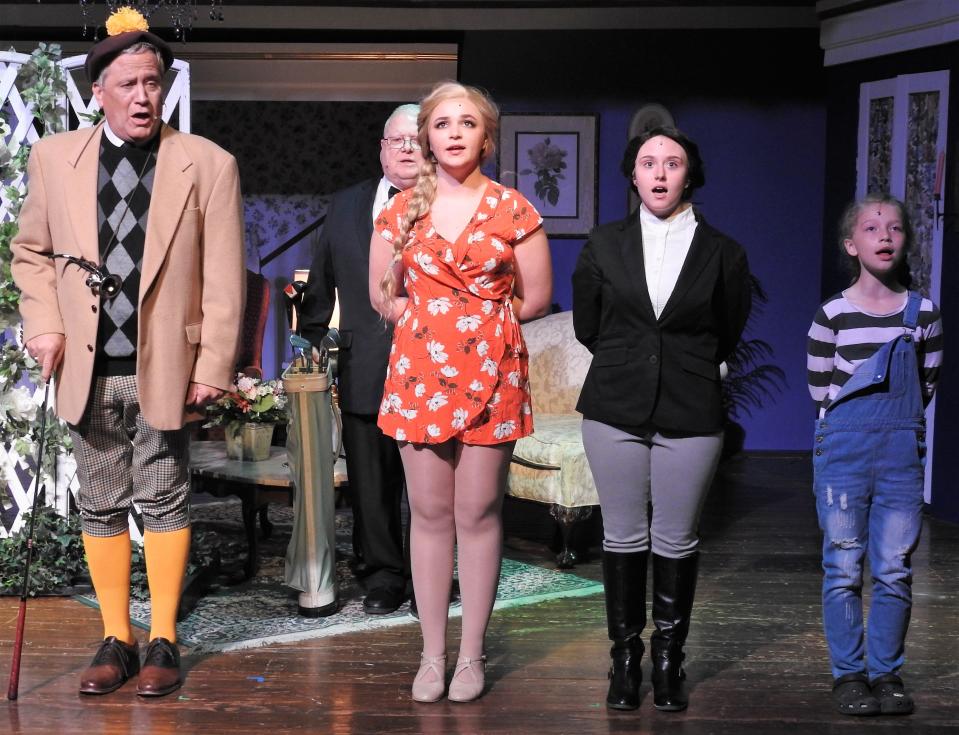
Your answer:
[7,383,50,701]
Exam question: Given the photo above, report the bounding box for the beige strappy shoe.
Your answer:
[448,654,487,702]
[411,653,447,703]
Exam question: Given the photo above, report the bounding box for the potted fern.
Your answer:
[721,275,787,458]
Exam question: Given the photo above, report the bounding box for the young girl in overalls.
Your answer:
[806,193,943,716]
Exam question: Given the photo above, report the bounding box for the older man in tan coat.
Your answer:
[11,12,244,698]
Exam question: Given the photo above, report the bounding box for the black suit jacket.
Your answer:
[300,178,393,415]
[572,208,751,434]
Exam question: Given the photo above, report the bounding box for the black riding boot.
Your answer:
[602,550,649,710]
[650,552,699,712]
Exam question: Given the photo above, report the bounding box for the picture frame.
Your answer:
[498,114,598,238]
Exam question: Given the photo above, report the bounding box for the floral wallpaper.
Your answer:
[192,101,402,265]
[192,101,400,195]
[243,194,328,268]
[867,97,893,196]
[904,91,939,297]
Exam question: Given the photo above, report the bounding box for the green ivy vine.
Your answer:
[1,44,72,510]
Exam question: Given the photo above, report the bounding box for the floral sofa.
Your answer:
[508,310,598,567]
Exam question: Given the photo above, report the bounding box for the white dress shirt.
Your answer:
[102,120,125,147]
[639,204,698,319]
[372,177,402,222]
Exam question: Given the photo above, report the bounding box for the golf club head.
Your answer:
[318,328,341,378]
[289,334,312,351]
[289,333,313,371]
[282,280,308,330]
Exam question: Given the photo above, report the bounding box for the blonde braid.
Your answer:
[377,80,498,313]
[379,157,437,310]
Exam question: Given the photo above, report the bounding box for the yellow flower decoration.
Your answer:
[105,7,150,37]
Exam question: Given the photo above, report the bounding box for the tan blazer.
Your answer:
[12,123,246,430]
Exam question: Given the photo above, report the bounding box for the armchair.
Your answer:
[508,311,599,567]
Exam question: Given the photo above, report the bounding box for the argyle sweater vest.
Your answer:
[94,136,157,376]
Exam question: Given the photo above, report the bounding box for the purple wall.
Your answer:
[822,41,959,522]
[543,102,826,451]
[191,29,828,452]
[463,28,827,450]
[192,101,396,382]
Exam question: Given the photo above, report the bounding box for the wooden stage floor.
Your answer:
[2,453,958,734]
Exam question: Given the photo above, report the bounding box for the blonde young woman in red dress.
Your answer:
[369,81,552,703]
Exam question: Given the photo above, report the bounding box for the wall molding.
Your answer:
[818,0,959,65]
[39,43,459,101]
[3,4,817,32]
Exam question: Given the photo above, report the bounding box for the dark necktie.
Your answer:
[388,186,401,199]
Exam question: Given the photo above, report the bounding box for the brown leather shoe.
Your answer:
[136,637,182,697]
[79,637,140,695]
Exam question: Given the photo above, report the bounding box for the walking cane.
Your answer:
[7,382,51,701]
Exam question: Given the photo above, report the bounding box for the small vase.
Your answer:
[224,421,275,461]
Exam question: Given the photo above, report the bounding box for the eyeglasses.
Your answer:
[383,136,421,150]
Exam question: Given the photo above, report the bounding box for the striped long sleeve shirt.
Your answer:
[807,292,943,417]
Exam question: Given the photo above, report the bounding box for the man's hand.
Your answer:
[25,333,65,382]
[186,382,223,409]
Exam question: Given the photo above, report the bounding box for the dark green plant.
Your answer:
[0,505,86,595]
[722,275,787,422]
[0,507,221,598]
[16,43,68,136]
[129,529,221,601]
[78,109,105,125]
[1,42,73,510]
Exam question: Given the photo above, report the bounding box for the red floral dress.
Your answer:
[375,180,543,445]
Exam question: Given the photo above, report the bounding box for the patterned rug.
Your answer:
[75,498,603,653]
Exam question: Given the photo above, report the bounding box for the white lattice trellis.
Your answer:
[59,54,192,131]
[0,52,42,225]
[0,51,191,540]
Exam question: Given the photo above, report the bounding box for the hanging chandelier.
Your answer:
[77,1,225,40]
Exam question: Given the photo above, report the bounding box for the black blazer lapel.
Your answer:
[356,177,378,244]
[658,213,720,323]
[618,210,657,321]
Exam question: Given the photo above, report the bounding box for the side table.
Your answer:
[189,440,346,580]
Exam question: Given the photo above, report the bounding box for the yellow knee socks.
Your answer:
[143,527,191,643]
[82,532,133,644]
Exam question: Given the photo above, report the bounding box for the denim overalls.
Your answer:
[813,292,926,680]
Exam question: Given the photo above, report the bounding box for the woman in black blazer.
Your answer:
[572,127,751,713]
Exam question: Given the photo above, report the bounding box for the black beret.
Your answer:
[85,30,173,82]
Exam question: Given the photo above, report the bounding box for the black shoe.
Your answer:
[78,637,140,695]
[650,553,698,712]
[607,638,644,710]
[602,550,648,711]
[363,586,406,615]
[870,673,914,715]
[833,672,880,716]
[650,640,688,711]
[136,637,182,698]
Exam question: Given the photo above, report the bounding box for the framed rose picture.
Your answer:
[498,114,598,237]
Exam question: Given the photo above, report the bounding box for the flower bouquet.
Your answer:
[204,373,287,461]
